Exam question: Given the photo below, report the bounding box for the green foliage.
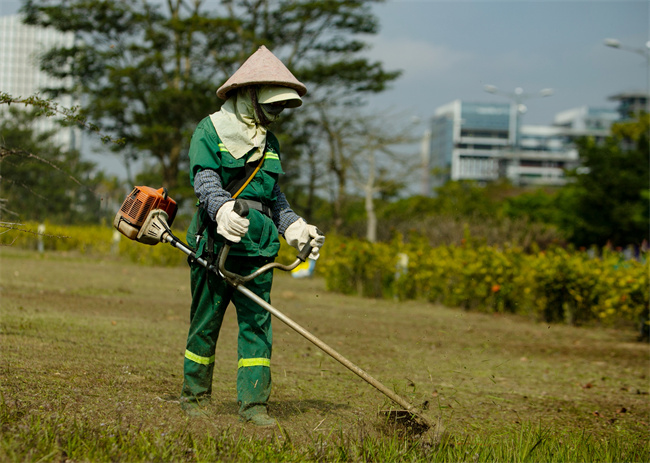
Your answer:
[0,110,102,223]
[0,221,188,267]
[530,247,649,326]
[1,220,300,269]
[564,114,650,247]
[371,184,565,249]
[378,195,439,223]
[433,180,504,219]
[22,0,399,197]
[378,181,504,223]
[0,92,124,144]
[320,234,649,328]
[320,235,396,297]
[502,188,563,224]
[379,180,537,225]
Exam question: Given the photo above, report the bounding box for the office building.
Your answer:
[608,92,648,119]
[428,100,619,189]
[0,14,78,150]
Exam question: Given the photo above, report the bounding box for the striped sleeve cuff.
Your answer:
[194,169,232,220]
[272,184,301,235]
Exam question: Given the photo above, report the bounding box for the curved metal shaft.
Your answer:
[156,225,432,428]
[217,244,434,429]
[217,244,304,284]
[233,282,433,428]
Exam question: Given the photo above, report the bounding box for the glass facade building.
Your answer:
[0,14,78,151]
[428,100,618,189]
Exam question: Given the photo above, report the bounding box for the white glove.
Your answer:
[284,218,325,260]
[215,201,249,243]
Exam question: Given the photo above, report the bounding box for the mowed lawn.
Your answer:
[1,247,648,461]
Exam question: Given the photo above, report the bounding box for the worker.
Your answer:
[180,46,325,427]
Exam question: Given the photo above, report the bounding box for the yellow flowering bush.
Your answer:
[320,234,648,328]
[1,221,187,267]
[4,224,647,329]
[398,241,528,314]
[319,235,396,298]
[591,252,649,325]
[0,222,114,254]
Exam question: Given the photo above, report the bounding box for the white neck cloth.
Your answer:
[209,89,267,161]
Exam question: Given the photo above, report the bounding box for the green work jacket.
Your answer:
[187,116,283,259]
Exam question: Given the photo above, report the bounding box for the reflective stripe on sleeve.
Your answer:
[185,349,215,365]
[264,152,279,160]
[238,358,271,368]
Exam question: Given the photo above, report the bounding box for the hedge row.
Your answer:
[318,235,649,327]
[4,223,647,327]
[0,221,301,268]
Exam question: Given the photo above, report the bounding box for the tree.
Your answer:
[562,114,649,247]
[294,105,415,237]
[22,0,400,201]
[1,93,127,226]
[0,107,102,223]
[340,112,415,242]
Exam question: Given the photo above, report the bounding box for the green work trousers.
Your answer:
[181,254,274,420]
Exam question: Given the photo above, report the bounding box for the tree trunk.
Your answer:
[365,187,377,242]
[161,139,182,189]
[305,145,318,221]
[365,151,377,242]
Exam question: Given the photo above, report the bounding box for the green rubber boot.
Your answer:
[247,412,276,427]
[180,397,210,418]
[241,405,276,427]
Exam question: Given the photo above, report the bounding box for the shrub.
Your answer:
[319,235,396,298]
[4,223,647,329]
[320,233,648,329]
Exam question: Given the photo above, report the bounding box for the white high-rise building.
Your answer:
[0,14,79,150]
[428,100,619,189]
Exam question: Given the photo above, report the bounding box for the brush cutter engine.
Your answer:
[113,186,177,245]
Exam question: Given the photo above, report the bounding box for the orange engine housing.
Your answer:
[114,186,177,240]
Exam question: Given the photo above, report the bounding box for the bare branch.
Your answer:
[0,146,84,186]
[0,222,70,240]
[0,93,124,145]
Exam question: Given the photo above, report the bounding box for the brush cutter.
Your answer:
[114,186,434,430]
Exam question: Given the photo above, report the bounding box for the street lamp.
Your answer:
[603,38,650,115]
[604,38,650,57]
[483,84,554,185]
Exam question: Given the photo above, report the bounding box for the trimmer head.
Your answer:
[380,408,432,433]
[113,186,177,245]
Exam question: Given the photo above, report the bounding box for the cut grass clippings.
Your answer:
[1,248,648,462]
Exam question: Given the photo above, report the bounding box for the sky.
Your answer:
[365,0,649,125]
[1,0,649,175]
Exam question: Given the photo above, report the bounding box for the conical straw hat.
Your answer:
[217,45,307,100]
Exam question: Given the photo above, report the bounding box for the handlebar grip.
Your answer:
[297,229,324,262]
[224,200,249,247]
[233,199,249,217]
[297,242,313,262]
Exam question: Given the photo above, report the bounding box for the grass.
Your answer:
[1,247,649,462]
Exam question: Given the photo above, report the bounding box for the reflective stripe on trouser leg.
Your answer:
[186,350,215,365]
[238,358,270,368]
[234,267,274,419]
[181,259,231,402]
